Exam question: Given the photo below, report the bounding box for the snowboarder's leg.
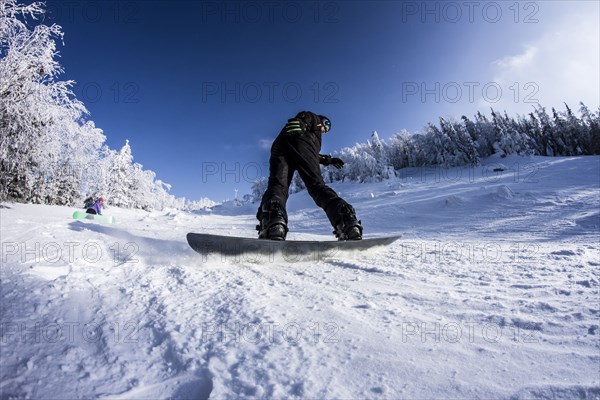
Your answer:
[324,199,363,241]
[286,143,338,207]
[290,145,363,240]
[256,148,294,240]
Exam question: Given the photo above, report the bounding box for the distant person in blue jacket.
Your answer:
[85,197,104,215]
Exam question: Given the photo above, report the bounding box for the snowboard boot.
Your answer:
[256,200,289,241]
[330,202,363,241]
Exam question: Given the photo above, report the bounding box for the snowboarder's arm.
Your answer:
[284,119,305,134]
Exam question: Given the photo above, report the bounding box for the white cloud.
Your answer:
[494,46,539,71]
[481,11,599,115]
[258,139,272,150]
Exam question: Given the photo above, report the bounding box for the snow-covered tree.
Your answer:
[130,162,155,210]
[251,177,268,203]
[0,0,93,202]
[185,197,218,211]
[579,102,600,154]
[438,118,480,166]
[369,131,394,179]
[105,140,134,207]
[339,143,379,182]
[490,111,533,157]
[421,122,448,165]
[387,130,412,170]
[532,105,556,156]
[557,103,589,155]
[289,171,306,194]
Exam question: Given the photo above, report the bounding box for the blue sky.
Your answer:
[43,1,599,201]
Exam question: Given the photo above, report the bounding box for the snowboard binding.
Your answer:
[332,203,363,241]
[256,200,289,241]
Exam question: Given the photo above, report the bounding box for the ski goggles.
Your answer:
[322,118,331,132]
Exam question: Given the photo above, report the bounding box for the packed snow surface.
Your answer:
[1,155,599,399]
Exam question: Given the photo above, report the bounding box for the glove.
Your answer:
[319,155,345,169]
[319,154,332,165]
[284,118,305,135]
[330,157,344,169]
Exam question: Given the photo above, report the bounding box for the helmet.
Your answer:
[319,115,331,132]
[99,197,104,202]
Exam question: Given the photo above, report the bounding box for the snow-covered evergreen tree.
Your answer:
[339,143,379,182]
[130,162,154,210]
[579,102,600,154]
[387,130,412,170]
[533,105,556,156]
[472,111,496,158]
[251,177,268,203]
[437,118,480,166]
[289,171,306,194]
[106,140,134,207]
[369,131,394,179]
[555,103,589,155]
[421,122,448,165]
[490,111,533,157]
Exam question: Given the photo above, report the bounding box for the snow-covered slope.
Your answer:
[1,155,599,399]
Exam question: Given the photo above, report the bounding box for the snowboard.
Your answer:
[72,210,116,224]
[186,232,401,261]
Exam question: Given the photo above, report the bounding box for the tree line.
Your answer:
[251,102,599,200]
[325,103,600,184]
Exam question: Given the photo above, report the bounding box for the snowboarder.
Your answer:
[83,196,94,209]
[86,197,104,215]
[257,111,363,241]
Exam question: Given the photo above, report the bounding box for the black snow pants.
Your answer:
[257,133,352,229]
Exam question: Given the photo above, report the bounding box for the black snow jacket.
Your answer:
[276,111,328,161]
